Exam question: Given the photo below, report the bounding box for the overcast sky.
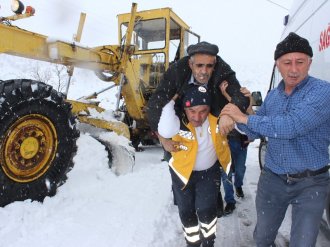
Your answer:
[1,0,293,75]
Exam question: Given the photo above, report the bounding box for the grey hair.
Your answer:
[189,54,216,64]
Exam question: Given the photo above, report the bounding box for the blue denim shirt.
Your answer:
[238,76,330,174]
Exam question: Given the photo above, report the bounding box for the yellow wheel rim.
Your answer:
[1,114,58,183]
[20,137,40,159]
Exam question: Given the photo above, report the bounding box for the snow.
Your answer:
[0,137,329,247]
[0,135,173,247]
[0,0,329,246]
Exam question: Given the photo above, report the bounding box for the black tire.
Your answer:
[258,138,267,170]
[0,79,79,207]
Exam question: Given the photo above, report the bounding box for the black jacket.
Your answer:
[147,55,249,131]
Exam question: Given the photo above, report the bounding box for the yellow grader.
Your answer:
[0,1,200,206]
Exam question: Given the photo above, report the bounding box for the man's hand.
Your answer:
[221,103,248,124]
[158,134,181,152]
[219,115,235,135]
[240,87,254,115]
[219,81,231,102]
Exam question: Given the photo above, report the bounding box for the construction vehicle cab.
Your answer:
[115,8,200,149]
[118,8,199,86]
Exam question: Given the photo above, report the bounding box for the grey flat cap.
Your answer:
[187,41,219,56]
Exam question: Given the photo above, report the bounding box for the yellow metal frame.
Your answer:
[67,99,130,139]
[116,7,194,124]
[117,7,191,69]
[0,3,197,138]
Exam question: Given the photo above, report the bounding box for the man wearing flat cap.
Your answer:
[147,41,248,218]
[158,85,231,247]
[221,32,330,246]
[147,41,250,151]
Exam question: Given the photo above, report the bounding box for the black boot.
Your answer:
[235,187,244,198]
[224,203,236,215]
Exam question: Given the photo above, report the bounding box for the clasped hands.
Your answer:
[219,82,251,135]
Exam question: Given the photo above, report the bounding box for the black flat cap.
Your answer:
[274,32,313,60]
[187,41,219,56]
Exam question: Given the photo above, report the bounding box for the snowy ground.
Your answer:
[0,134,329,247]
[1,1,329,245]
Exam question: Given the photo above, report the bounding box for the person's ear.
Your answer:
[188,58,194,70]
[308,58,312,66]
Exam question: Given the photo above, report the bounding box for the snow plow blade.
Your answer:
[78,115,130,139]
[96,137,135,175]
[68,99,130,139]
[68,100,135,174]
[77,123,135,175]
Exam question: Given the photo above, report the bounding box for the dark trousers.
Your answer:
[254,167,329,247]
[170,163,221,247]
[222,139,247,204]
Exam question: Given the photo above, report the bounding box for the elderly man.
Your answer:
[147,41,250,152]
[147,41,249,217]
[221,32,330,247]
[158,85,231,247]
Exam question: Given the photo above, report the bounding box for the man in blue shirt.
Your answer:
[221,32,330,247]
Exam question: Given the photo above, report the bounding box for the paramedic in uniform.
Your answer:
[158,86,231,247]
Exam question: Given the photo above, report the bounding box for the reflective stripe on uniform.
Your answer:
[183,224,200,243]
[225,161,232,175]
[200,217,217,238]
[178,130,195,140]
[169,159,189,185]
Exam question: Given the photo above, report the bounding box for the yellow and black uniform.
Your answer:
[169,114,231,186]
[158,83,232,247]
[161,107,231,246]
[167,114,231,247]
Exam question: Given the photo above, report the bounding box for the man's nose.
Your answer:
[194,114,202,122]
[290,62,299,72]
[200,66,207,73]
